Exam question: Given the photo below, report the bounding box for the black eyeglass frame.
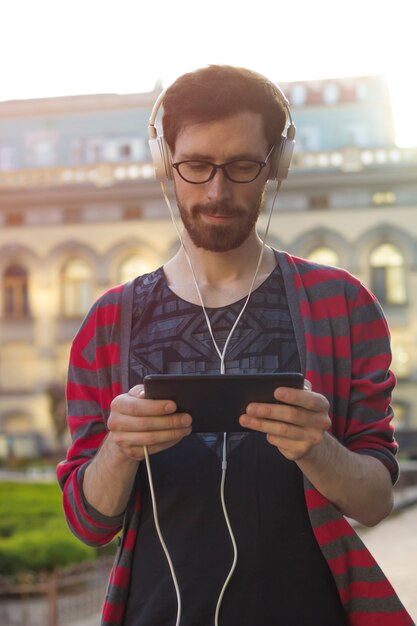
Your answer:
[172,145,276,184]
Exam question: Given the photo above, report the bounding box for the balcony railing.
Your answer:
[291,145,417,172]
[1,146,417,190]
[0,162,156,190]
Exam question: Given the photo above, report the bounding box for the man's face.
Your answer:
[172,111,270,252]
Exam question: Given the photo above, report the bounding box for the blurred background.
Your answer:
[0,1,416,624]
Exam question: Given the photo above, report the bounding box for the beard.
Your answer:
[176,193,265,253]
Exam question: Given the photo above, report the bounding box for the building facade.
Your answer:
[0,76,416,458]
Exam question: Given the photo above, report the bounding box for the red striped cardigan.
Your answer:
[57,251,414,626]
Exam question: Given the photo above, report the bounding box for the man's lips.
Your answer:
[193,204,244,220]
[205,213,236,219]
[201,212,238,224]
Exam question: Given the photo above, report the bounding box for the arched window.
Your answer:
[119,254,154,283]
[391,345,411,379]
[391,401,410,430]
[390,331,411,380]
[61,259,93,317]
[3,264,30,319]
[306,247,340,267]
[370,244,406,305]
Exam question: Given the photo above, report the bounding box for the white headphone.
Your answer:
[148,81,296,182]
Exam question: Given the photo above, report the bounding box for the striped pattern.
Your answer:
[57,252,414,626]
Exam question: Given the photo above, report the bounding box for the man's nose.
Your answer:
[206,168,233,201]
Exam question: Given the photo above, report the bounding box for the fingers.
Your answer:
[239,384,331,461]
[107,386,192,461]
[128,384,145,397]
[108,411,192,433]
[114,386,177,418]
[108,416,192,461]
[273,384,329,415]
[109,425,191,456]
[239,405,327,461]
[240,410,321,443]
[243,387,330,428]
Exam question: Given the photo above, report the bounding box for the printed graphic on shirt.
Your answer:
[129,263,300,457]
[130,264,299,378]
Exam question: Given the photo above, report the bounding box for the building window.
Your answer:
[71,138,104,164]
[370,244,406,305]
[391,331,411,380]
[5,212,24,227]
[391,401,410,430]
[306,247,340,267]
[372,191,396,206]
[309,195,329,210]
[119,255,154,283]
[297,127,321,151]
[323,83,340,104]
[123,206,143,220]
[119,144,132,159]
[3,264,30,319]
[290,84,307,106]
[346,124,369,147]
[103,138,145,163]
[391,344,411,379]
[85,139,104,164]
[25,131,57,167]
[0,144,15,171]
[61,259,93,317]
[355,80,368,101]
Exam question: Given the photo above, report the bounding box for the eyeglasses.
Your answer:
[172,145,275,184]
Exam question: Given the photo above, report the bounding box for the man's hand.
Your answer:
[240,380,393,526]
[83,385,191,516]
[239,381,331,461]
[107,385,192,461]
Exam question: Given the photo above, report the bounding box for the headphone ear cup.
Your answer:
[148,135,173,181]
[268,135,295,181]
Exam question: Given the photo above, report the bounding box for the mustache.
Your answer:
[191,202,245,217]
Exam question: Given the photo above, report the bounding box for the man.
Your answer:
[57,66,414,626]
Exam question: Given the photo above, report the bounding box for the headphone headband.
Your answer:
[148,81,295,182]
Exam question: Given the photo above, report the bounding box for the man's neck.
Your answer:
[164,231,277,307]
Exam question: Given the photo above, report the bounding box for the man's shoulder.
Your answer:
[279,251,361,288]
[277,252,377,317]
[75,283,129,339]
[87,269,163,322]
[90,283,126,314]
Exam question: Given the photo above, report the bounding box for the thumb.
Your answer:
[128,384,145,398]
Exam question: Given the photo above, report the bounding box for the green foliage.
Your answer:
[0,482,104,576]
[0,530,93,575]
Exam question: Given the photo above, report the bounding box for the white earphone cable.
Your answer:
[143,444,182,626]
[214,432,238,625]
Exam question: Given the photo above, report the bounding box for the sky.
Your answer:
[2,0,417,146]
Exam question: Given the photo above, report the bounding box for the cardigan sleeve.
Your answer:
[56,286,127,546]
[280,252,400,483]
[342,282,399,482]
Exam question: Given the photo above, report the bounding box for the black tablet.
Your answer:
[143,372,304,433]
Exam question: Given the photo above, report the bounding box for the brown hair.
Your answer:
[162,65,287,152]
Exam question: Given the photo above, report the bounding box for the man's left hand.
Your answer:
[239,381,331,461]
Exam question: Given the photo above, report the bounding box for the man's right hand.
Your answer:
[106,384,193,461]
[83,384,192,517]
